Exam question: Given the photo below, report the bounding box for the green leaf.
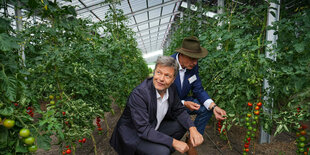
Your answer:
[0,126,8,149]
[293,43,305,53]
[0,107,14,116]
[37,134,51,150]
[274,124,283,136]
[15,140,28,153]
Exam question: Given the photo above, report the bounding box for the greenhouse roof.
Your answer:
[57,0,184,63]
[3,0,219,63]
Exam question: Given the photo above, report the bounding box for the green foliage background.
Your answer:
[0,0,148,153]
[164,0,310,135]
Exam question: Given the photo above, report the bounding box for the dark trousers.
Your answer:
[135,119,186,155]
[187,99,213,135]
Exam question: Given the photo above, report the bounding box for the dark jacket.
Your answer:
[171,53,211,104]
[110,77,194,155]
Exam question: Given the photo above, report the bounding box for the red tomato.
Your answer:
[300,130,307,135]
[66,149,71,154]
[301,124,308,130]
[247,137,251,142]
[257,102,262,107]
[82,138,86,143]
[254,110,260,115]
[254,106,260,110]
[247,102,253,107]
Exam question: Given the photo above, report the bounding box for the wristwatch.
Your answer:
[211,104,217,111]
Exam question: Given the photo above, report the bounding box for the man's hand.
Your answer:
[184,101,200,111]
[172,139,189,154]
[213,106,227,121]
[189,127,204,147]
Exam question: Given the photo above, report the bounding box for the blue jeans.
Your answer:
[186,99,213,135]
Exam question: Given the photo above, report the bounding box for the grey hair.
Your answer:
[154,56,179,77]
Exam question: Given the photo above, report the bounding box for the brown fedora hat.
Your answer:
[175,36,208,59]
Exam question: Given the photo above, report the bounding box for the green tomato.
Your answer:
[3,119,15,129]
[254,116,259,120]
[298,142,305,148]
[247,131,251,135]
[299,136,306,142]
[24,137,35,145]
[248,126,253,131]
[253,128,257,132]
[49,95,54,100]
[28,145,38,152]
[299,148,305,153]
[19,128,30,138]
[50,100,55,104]
[246,122,250,126]
[245,117,250,121]
[0,117,2,123]
[252,121,257,125]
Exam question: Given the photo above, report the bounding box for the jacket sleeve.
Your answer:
[191,65,211,104]
[128,89,174,149]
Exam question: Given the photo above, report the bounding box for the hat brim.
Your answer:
[175,47,208,59]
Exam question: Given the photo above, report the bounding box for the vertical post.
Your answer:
[15,1,26,67]
[217,0,224,15]
[260,0,280,144]
[187,0,191,32]
[217,0,224,50]
[197,0,202,37]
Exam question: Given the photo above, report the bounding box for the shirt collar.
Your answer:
[176,53,186,71]
[156,89,169,101]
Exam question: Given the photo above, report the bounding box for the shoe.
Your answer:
[186,136,198,155]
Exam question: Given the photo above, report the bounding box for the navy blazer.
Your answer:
[110,77,194,155]
[171,53,211,104]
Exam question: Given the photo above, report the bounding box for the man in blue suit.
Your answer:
[171,36,227,141]
[110,56,203,155]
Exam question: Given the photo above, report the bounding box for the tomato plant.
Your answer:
[164,1,310,148]
[1,0,148,154]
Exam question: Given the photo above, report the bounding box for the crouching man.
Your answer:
[110,56,203,155]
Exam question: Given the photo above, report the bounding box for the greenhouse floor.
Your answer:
[36,103,300,155]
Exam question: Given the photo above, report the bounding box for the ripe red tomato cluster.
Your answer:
[62,146,71,154]
[13,102,19,107]
[96,117,103,131]
[243,101,262,154]
[26,107,34,117]
[217,120,226,135]
[78,138,86,144]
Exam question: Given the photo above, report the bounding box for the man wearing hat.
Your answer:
[171,36,227,154]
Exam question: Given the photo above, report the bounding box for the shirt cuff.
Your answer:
[203,99,214,110]
[181,100,185,105]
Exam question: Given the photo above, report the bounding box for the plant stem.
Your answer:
[104,117,110,137]
[91,133,97,155]
[15,116,27,127]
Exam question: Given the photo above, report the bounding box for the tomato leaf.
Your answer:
[0,107,14,116]
[37,134,51,150]
[15,140,28,153]
[0,126,8,149]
